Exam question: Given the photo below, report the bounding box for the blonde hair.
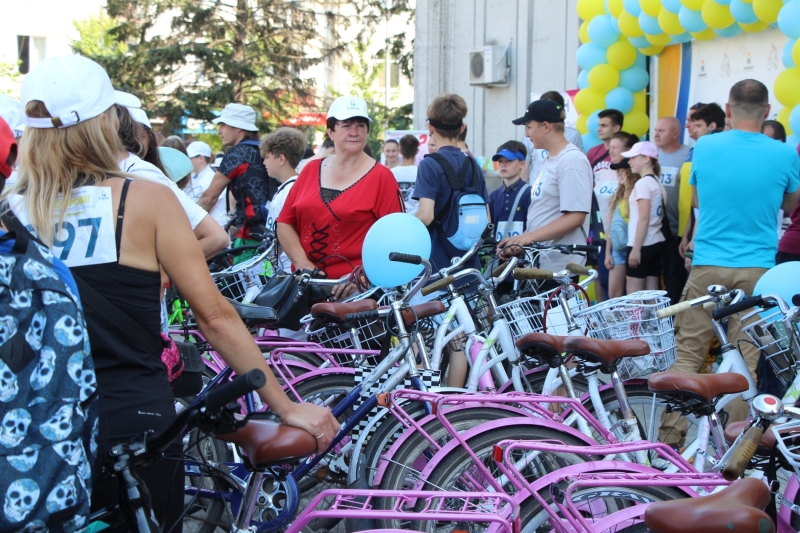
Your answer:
[2,101,124,246]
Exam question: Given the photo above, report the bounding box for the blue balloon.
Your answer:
[619,66,649,93]
[672,32,694,43]
[610,15,620,33]
[623,0,641,17]
[606,86,635,114]
[576,43,609,70]
[790,106,800,138]
[714,23,742,37]
[662,0,683,14]
[582,132,602,153]
[679,6,708,32]
[629,35,652,48]
[589,15,621,47]
[633,51,647,69]
[730,0,759,23]
[715,0,731,5]
[783,39,797,68]
[778,0,800,39]
[605,0,611,14]
[638,12,663,35]
[754,262,800,309]
[587,110,601,133]
[788,134,800,149]
[362,213,432,288]
[578,68,590,89]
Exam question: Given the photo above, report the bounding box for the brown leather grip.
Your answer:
[722,426,763,481]
[566,262,591,276]
[421,275,456,296]
[512,268,554,281]
[491,262,508,278]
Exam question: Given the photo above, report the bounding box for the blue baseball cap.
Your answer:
[492,149,525,162]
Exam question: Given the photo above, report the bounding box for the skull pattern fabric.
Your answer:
[0,233,98,532]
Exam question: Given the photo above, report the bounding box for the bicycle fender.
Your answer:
[280,367,356,403]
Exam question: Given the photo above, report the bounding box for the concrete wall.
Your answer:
[413,0,580,159]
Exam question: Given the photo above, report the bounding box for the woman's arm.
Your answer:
[628,198,651,268]
[604,210,614,270]
[276,222,316,272]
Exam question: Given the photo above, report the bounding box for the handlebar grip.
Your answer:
[570,245,601,254]
[656,301,693,319]
[388,252,423,265]
[512,268,554,281]
[793,294,800,307]
[565,262,591,276]
[711,296,764,321]
[480,223,494,241]
[722,426,763,481]
[421,276,456,296]
[491,262,508,278]
[204,369,266,412]
[344,310,381,322]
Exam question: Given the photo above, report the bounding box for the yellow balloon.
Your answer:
[619,10,645,37]
[639,44,666,55]
[701,0,735,29]
[645,32,672,46]
[752,0,781,23]
[680,0,706,10]
[575,88,608,115]
[775,67,800,108]
[634,91,648,112]
[658,9,686,35]
[580,20,591,44]
[691,27,717,40]
[608,0,625,17]
[640,0,663,17]
[576,114,589,135]
[625,110,650,136]
[607,40,637,70]
[588,64,621,93]
[740,19,769,32]
[793,39,800,68]
[577,0,606,21]
[777,107,793,136]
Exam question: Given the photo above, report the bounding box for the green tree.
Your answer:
[72,14,129,58]
[0,62,22,96]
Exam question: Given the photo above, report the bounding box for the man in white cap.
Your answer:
[186,141,228,230]
[199,103,278,253]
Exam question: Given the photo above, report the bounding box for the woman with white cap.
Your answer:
[622,140,668,293]
[2,55,338,529]
[276,96,404,299]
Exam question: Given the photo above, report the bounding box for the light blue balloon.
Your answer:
[606,86,635,114]
[582,132,603,153]
[619,66,650,93]
[672,32,694,43]
[679,6,708,32]
[783,39,797,68]
[754,262,800,309]
[633,51,647,69]
[639,12,662,35]
[362,213,432,288]
[662,0,683,14]
[587,110,601,133]
[715,0,731,5]
[730,0,759,23]
[576,43,609,70]
[788,133,800,149]
[588,15,621,47]
[778,0,800,39]
[578,69,590,89]
[714,22,742,37]
[623,0,641,16]
[610,15,620,34]
[629,35,652,48]
[605,0,611,14]
[790,106,800,138]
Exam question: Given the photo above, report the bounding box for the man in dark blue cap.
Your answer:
[488,140,530,243]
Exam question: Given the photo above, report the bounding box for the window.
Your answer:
[16,36,46,74]
[376,63,401,89]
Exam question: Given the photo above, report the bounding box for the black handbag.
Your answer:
[253,271,316,330]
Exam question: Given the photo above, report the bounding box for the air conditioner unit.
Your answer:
[469,45,509,86]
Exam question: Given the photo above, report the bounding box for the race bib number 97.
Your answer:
[11,187,117,267]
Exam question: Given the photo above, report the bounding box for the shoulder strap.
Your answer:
[503,184,531,237]
[0,230,28,254]
[115,179,132,260]
[425,153,473,227]
[591,149,609,169]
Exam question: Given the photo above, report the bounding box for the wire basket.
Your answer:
[771,419,800,477]
[496,288,589,340]
[743,307,798,386]
[574,290,676,380]
[432,279,493,351]
[212,256,274,302]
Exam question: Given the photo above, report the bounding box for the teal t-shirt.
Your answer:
[690,130,800,268]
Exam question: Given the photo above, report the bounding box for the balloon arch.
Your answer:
[574,0,800,148]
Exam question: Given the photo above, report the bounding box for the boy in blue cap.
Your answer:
[488,140,530,243]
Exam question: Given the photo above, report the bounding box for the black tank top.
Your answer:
[72,179,175,443]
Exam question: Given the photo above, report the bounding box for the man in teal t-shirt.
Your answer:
[659,79,800,446]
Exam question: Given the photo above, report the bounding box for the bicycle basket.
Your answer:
[574,291,676,380]
[495,288,589,339]
[772,419,800,477]
[434,279,493,351]
[742,307,798,386]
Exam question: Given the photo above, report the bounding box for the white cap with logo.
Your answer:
[327,96,372,123]
[21,55,137,129]
[212,103,259,132]
[187,141,213,159]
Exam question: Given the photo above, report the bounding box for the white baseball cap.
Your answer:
[187,141,213,158]
[0,96,24,138]
[212,103,259,131]
[621,141,659,159]
[128,107,152,129]
[20,55,134,129]
[327,96,372,123]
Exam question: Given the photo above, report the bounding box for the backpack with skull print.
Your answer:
[0,230,98,533]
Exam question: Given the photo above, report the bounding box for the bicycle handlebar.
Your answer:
[512,268,553,281]
[565,262,591,276]
[421,276,457,296]
[721,425,762,481]
[711,295,766,321]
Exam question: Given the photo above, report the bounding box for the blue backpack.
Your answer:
[426,153,489,250]
[0,229,98,533]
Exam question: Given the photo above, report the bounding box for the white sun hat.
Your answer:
[212,103,259,131]
[20,55,136,129]
[327,96,372,122]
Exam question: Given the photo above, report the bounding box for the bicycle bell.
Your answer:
[752,395,784,421]
[707,285,728,298]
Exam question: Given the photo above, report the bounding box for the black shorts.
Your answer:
[626,241,666,279]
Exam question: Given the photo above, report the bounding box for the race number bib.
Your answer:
[11,187,117,267]
[596,180,618,198]
[660,167,679,187]
[495,221,524,241]
[530,172,549,200]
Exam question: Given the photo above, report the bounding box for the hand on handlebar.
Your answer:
[497,234,533,260]
[280,402,340,454]
[331,283,357,301]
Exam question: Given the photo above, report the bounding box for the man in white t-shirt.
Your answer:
[186,141,229,230]
[522,91,583,184]
[499,100,592,273]
[260,127,307,272]
[391,134,420,215]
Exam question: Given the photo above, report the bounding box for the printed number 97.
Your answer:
[53,217,102,260]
